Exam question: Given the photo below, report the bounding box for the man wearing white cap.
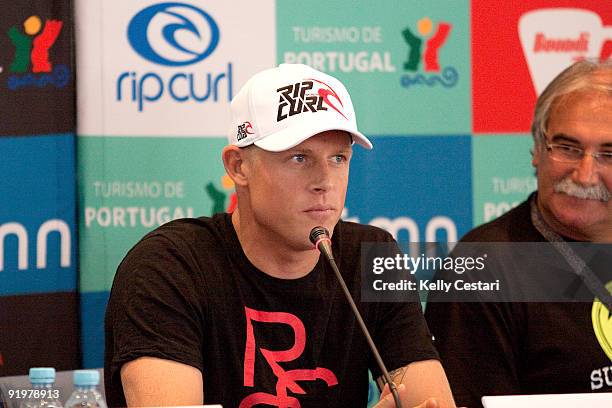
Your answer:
[105,64,455,408]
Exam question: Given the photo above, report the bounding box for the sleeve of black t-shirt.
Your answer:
[104,232,207,403]
[370,300,440,380]
[425,300,524,408]
[367,233,440,380]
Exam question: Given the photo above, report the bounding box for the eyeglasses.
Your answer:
[545,142,612,166]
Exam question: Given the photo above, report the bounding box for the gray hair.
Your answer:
[531,59,612,147]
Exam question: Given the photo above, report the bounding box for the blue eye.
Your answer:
[292,154,305,163]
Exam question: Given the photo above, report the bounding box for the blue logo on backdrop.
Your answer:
[118,2,232,112]
[127,3,219,67]
[345,136,473,252]
[0,135,77,296]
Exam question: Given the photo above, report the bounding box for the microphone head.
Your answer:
[309,226,330,246]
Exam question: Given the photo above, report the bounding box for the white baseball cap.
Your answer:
[228,64,372,152]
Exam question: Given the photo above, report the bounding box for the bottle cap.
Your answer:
[73,370,100,386]
[29,368,56,384]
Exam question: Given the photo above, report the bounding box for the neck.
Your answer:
[231,209,321,279]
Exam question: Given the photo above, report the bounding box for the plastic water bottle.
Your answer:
[19,367,63,408]
[63,370,107,408]
[0,382,8,408]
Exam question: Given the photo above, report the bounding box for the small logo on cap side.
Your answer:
[276,79,347,122]
[237,121,254,141]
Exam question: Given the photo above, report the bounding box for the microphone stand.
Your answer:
[310,227,403,408]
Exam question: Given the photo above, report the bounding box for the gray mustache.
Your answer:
[554,177,611,202]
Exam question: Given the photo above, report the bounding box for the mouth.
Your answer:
[304,206,336,218]
[558,192,605,202]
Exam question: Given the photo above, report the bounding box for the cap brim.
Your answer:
[253,120,372,152]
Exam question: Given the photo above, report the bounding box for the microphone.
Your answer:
[309,225,334,261]
[309,227,403,408]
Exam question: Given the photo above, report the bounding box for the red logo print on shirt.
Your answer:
[240,307,338,408]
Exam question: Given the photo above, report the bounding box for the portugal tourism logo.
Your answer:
[205,175,236,215]
[4,15,70,90]
[117,2,233,112]
[400,17,458,89]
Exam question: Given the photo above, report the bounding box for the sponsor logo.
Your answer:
[283,26,396,73]
[240,307,338,406]
[342,208,458,257]
[85,180,194,228]
[4,15,70,90]
[483,176,537,222]
[400,17,458,89]
[519,8,612,95]
[592,281,612,361]
[205,175,236,214]
[590,365,612,390]
[127,2,219,67]
[236,121,254,141]
[117,2,233,112]
[84,206,194,228]
[276,79,346,122]
[591,281,612,389]
[534,32,590,53]
[0,219,71,272]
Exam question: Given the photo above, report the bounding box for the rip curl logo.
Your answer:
[237,121,254,141]
[127,2,220,67]
[276,79,346,122]
[118,2,231,112]
[5,15,69,90]
[400,17,458,89]
[240,307,338,408]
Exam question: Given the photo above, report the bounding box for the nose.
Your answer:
[310,160,333,193]
[571,153,599,186]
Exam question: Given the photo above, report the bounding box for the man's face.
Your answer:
[245,130,353,250]
[532,89,612,241]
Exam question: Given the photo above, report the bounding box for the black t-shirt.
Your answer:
[105,213,438,407]
[425,197,612,408]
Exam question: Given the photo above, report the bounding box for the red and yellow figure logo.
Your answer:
[6,15,70,90]
[400,17,458,89]
[205,175,237,215]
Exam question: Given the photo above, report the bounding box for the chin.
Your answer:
[550,201,605,235]
[324,218,341,236]
[305,214,340,233]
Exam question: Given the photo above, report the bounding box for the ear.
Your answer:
[222,145,251,187]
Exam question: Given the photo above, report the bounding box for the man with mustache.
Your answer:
[425,59,612,407]
[105,64,456,408]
